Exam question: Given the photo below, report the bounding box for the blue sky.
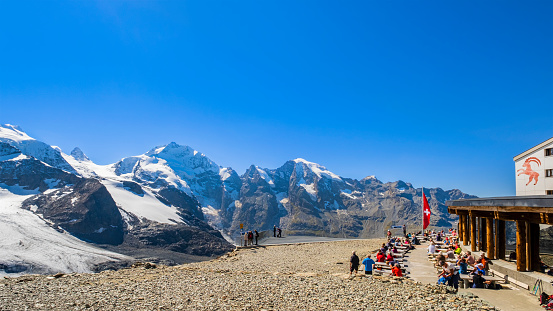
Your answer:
[1,1,552,197]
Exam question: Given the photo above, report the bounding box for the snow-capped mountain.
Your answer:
[0,125,233,276]
[0,124,475,276]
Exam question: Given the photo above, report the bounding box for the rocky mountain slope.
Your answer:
[0,123,474,275]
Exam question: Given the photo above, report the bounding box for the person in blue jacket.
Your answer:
[362,254,376,275]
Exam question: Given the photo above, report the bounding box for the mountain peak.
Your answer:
[292,158,342,181]
[0,124,33,143]
[71,147,90,162]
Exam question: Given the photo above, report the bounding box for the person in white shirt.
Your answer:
[428,242,436,254]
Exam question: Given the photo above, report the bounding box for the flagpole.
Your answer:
[422,187,424,235]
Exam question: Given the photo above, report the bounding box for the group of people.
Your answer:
[427,230,495,289]
[242,230,259,246]
[350,229,418,277]
[273,225,282,238]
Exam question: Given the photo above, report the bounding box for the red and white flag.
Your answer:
[423,193,431,229]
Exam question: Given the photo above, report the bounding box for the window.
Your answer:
[547,169,553,178]
[548,190,553,195]
[546,148,553,157]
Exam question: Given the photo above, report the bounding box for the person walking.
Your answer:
[362,254,375,275]
[254,230,259,245]
[277,227,282,238]
[350,251,360,276]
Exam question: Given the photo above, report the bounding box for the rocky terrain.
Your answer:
[0,239,495,311]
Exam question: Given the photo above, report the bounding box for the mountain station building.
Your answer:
[447,137,553,290]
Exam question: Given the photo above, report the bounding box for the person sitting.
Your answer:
[437,261,450,284]
[465,251,475,265]
[427,242,436,254]
[435,254,446,267]
[477,253,492,271]
[392,246,399,253]
[446,246,456,259]
[391,263,403,277]
[471,263,486,276]
[386,251,394,263]
[412,236,420,245]
[376,251,386,263]
[472,270,491,288]
[457,257,469,274]
[454,245,462,255]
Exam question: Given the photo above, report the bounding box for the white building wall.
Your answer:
[515,141,553,196]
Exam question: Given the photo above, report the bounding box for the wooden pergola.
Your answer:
[447,196,553,272]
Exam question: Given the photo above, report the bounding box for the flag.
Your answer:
[423,193,431,229]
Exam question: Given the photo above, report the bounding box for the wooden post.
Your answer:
[486,217,495,260]
[528,223,540,271]
[516,220,527,272]
[470,216,477,252]
[480,218,487,251]
[526,222,532,271]
[497,220,506,260]
[458,216,462,242]
[463,215,469,246]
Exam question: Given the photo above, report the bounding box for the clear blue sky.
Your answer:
[1,1,552,197]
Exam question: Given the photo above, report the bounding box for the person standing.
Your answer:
[350,251,360,276]
[362,254,375,275]
[244,231,249,247]
[273,225,276,237]
[402,224,406,236]
[387,230,392,239]
[254,230,259,245]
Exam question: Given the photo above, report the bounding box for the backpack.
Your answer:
[541,292,550,305]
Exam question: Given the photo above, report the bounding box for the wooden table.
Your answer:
[459,274,505,289]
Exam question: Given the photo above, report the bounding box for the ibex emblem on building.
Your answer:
[517,157,541,186]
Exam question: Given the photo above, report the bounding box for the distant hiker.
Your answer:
[277,228,282,238]
[387,230,392,239]
[244,231,249,247]
[273,225,277,237]
[402,224,406,236]
[350,251,360,276]
[362,254,375,275]
[254,230,259,245]
[248,231,254,246]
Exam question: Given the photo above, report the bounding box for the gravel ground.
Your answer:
[0,239,497,310]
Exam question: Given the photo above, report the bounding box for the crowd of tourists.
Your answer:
[349,227,419,278]
[426,229,498,290]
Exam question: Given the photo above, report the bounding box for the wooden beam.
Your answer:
[486,217,495,260]
[468,210,494,218]
[496,220,506,260]
[516,220,527,272]
[470,216,477,252]
[492,211,542,223]
[450,205,553,214]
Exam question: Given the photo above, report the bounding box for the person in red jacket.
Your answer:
[386,252,394,263]
[391,263,403,277]
[376,251,385,263]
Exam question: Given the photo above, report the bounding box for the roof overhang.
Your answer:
[447,196,553,223]
[513,137,553,162]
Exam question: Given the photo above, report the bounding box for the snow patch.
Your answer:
[102,180,184,224]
